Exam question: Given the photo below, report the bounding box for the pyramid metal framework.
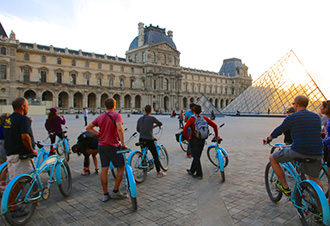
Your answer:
[221,50,326,114]
[196,94,224,116]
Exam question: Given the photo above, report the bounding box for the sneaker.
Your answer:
[110,191,127,199]
[275,180,291,196]
[186,169,193,175]
[103,193,111,202]
[157,172,166,178]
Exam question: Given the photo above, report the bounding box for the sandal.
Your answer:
[81,169,90,176]
[95,169,99,174]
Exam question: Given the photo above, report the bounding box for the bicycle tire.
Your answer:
[296,181,323,225]
[207,147,228,168]
[111,168,117,178]
[264,161,283,202]
[130,152,147,183]
[319,165,329,198]
[179,134,188,152]
[4,175,37,226]
[0,163,8,188]
[56,142,64,156]
[221,170,225,182]
[57,160,72,197]
[126,168,137,211]
[63,139,70,162]
[158,145,169,171]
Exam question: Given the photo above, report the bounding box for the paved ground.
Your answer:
[0,113,303,225]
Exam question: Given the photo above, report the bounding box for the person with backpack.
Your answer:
[183,105,218,179]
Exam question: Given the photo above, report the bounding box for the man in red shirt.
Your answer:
[86,98,128,202]
[183,105,218,179]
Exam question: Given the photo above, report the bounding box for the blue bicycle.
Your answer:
[206,123,228,182]
[1,150,72,225]
[265,143,330,225]
[53,130,70,162]
[129,127,169,183]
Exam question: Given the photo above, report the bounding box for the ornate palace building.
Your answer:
[0,22,252,113]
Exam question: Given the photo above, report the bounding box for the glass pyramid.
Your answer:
[196,94,224,116]
[221,50,326,115]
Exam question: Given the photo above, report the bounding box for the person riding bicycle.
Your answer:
[45,107,66,155]
[86,98,127,202]
[136,105,166,178]
[183,104,218,179]
[263,95,323,196]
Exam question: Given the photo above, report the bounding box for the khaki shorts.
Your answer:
[273,147,322,178]
[7,154,32,180]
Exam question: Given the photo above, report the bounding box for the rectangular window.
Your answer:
[98,63,102,69]
[0,65,6,79]
[130,79,134,88]
[56,72,62,84]
[23,69,30,82]
[71,74,76,84]
[41,55,46,63]
[97,78,102,86]
[121,66,124,72]
[154,80,156,89]
[110,64,113,71]
[40,71,46,83]
[0,99,6,105]
[109,78,113,87]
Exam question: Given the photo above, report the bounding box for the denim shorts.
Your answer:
[273,147,322,178]
[98,145,124,168]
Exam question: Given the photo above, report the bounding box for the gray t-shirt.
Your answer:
[137,114,162,140]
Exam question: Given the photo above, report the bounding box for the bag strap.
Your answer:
[106,112,116,127]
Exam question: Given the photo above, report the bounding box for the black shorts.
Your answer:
[98,145,125,168]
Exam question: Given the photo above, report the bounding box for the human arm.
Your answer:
[116,122,128,149]
[263,117,291,144]
[204,116,218,139]
[21,133,37,155]
[184,115,188,123]
[60,115,66,124]
[183,118,193,140]
[86,123,100,137]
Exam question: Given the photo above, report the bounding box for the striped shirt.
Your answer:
[271,109,323,155]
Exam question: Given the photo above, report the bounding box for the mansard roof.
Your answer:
[0,22,8,38]
[129,24,176,50]
[219,58,243,76]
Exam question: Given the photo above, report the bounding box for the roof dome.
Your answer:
[129,24,176,50]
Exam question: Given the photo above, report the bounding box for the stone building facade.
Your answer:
[0,22,252,113]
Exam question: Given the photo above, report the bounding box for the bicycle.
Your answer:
[206,123,228,182]
[129,127,169,183]
[265,143,330,225]
[175,130,188,152]
[1,150,72,225]
[54,130,70,162]
[116,148,137,211]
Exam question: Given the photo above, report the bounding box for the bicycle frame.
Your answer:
[1,154,68,214]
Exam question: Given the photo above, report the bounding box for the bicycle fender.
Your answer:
[304,180,330,225]
[125,165,137,198]
[207,144,217,149]
[64,139,69,153]
[127,150,141,163]
[217,149,225,171]
[218,146,228,157]
[0,161,7,172]
[1,174,32,214]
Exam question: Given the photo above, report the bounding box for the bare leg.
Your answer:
[100,167,109,194]
[269,154,289,188]
[114,165,125,191]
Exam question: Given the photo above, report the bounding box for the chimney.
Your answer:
[167,30,173,40]
[138,22,144,47]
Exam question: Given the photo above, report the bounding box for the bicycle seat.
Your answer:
[294,158,316,163]
[211,138,223,143]
[19,153,37,160]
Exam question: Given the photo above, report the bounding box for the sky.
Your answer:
[1,0,330,98]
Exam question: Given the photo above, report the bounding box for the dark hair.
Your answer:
[105,98,116,110]
[194,105,202,114]
[189,103,196,109]
[323,100,330,115]
[12,97,26,110]
[145,105,152,114]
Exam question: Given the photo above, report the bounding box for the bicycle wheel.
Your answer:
[207,147,228,168]
[296,181,323,225]
[319,165,329,197]
[0,163,8,186]
[130,152,147,183]
[56,142,64,156]
[158,145,169,171]
[57,160,72,197]
[179,134,188,152]
[126,168,137,211]
[4,175,37,226]
[220,170,225,182]
[264,162,283,202]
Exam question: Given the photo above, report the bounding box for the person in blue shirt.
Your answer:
[263,95,323,196]
[184,103,195,158]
